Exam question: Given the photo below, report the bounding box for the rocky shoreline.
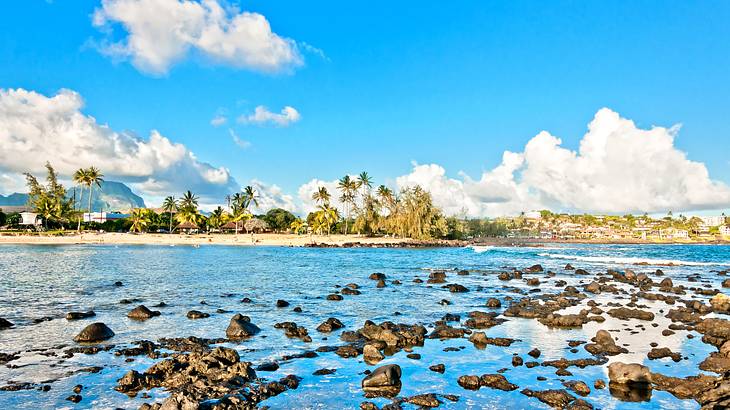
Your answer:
[3,258,730,409]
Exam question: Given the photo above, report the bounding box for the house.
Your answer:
[19,211,41,226]
[83,212,128,223]
[721,225,730,237]
[699,216,726,227]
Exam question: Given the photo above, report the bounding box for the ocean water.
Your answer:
[0,243,729,409]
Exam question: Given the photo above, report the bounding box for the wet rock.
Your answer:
[274,322,311,342]
[364,344,385,364]
[512,355,524,366]
[427,271,447,284]
[327,294,344,301]
[585,330,628,356]
[65,311,95,321]
[594,380,606,389]
[457,375,480,390]
[336,345,360,358]
[341,287,361,295]
[538,313,589,328]
[127,305,160,321]
[723,279,730,288]
[480,374,518,391]
[256,361,279,371]
[362,364,401,397]
[520,388,587,409]
[0,318,13,329]
[608,362,652,384]
[526,278,540,286]
[528,348,541,358]
[276,299,290,308]
[73,323,114,343]
[650,372,715,400]
[66,394,82,403]
[317,317,345,332]
[486,298,501,308]
[647,347,681,362]
[659,278,674,288]
[226,314,261,339]
[359,321,427,348]
[186,310,209,319]
[429,364,445,373]
[608,381,652,402]
[446,284,469,293]
[565,264,574,270]
[711,293,730,314]
[376,279,387,288]
[313,368,336,376]
[469,332,517,347]
[369,273,386,280]
[607,307,655,321]
[405,393,440,407]
[525,264,544,273]
[563,381,591,397]
[464,311,505,329]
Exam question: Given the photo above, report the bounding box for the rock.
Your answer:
[276,299,290,308]
[585,330,628,356]
[186,310,209,319]
[376,279,387,288]
[73,323,114,343]
[405,393,441,408]
[528,348,541,358]
[113,281,123,287]
[429,363,445,373]
[363,344,384,364]
[594,380,606,389]
[127,305,160,320]
[66,311,96,321]
[723,279,730,288]
[427,271,447,284]
[480,374,518,391]
[526,278,540,286]
[256,361,279,371]
[336,345,360,358]
[313,368,336,376]
[446,284,469,293]
[585,282,601,294]
[457,375,481,390]
[512,356,523,366]
[607,307,655,321]
[66,394,82,403]
[486,298,501,308]
[226,314,261,339]
[563,380,591,396]
[520,388,585,409]
[659,278,674,288]
[538,314,588,328]
[327,294,344,301]
[711,293,730,314]
[369,273,386,280]
[525,264,544,273]
[362,364,401,394]
[0,318,14,329]
[317,317,345,332]
[468,332,516,347]
[608,362,652,384]
[647,347,681,362]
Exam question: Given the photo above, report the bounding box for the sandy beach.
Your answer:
[0,232,416,247]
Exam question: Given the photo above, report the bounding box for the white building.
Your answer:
[721,225,730,237]
[82,212,128,223]
[699,216,726,227]
[19,212,40,226]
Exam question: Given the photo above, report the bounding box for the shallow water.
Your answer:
[0,243,729,409]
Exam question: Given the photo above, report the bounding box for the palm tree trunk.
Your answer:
[169,211,173,233]
[87,184,93,223]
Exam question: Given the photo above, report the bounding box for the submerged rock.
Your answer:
[73,323,114,343]
[66,311,96,321]
[186,310,209,319]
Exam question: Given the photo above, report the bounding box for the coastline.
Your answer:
[0,232,727,247]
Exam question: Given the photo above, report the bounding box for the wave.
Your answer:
[468,245,496,253]
[537,253,721,267]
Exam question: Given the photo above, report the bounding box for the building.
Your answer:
[19,212,40,226]
[721,225,730,237]
[82,212,128,223]
[699,216,726,227]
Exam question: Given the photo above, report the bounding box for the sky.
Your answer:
[1,0,729,216]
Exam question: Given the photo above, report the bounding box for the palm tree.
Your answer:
[225,194,231,212]
[207,206,227,231]
[243,185,259,210]
[72,168,89,231]
[180,190,199,211]
[129,208,150,233]
[86,167,104,216]
[357,171,373,196]
[338,175,357,234]
[316,204,339,236]
[162,196,177,233]
[312,186,331,206]
[290,218,306,235]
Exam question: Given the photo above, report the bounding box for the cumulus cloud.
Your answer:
[92,0,302,75]
[297,178,346,214]
[248,179,298,214]
[210,114,227,127]
[0,88,238,201]
[238,105,301,127]
[396,108,730,216]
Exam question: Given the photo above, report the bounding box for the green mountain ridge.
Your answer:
[0,181,146,212]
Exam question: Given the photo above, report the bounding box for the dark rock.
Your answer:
[317,317,345,332]
[585,330,628,356]
[429,363,445,373]
[0,317,13,329]
[480,374,518,391]
[607,308,655,321]
[405,393,441,408]
[226,314,261,339]
[276,299,290,308]
[186,310,209,319]
[486,298,501,308]
[313,368,336,376]
[256,361,279,371]
[608,362,652,384]
[127,305,160,321]
[457,375,481,390]
[362,364,401,397]
[563,380,591,396]
[327,294,344,301]
[528,348,541,358]
[66,311,95,321]
[647,347,681,362]
[73,323,114,343]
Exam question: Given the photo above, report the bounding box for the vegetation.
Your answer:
[24,163,75,229]
[262,208,297,232]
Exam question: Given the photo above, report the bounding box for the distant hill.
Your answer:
[0,181,146,212]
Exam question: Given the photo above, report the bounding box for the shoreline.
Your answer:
[0,232,727,247]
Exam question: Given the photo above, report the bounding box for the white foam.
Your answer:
[537,252,721,267]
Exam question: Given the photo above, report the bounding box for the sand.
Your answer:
[0,232,413,247]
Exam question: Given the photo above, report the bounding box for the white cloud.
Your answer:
[395,108,730,216]
[238,105,301,126]
[210,114,227,127]
[93,0,302,75]
[249,179,298,214]
[0,88,238,201]
[228,129,250,149]
[297,178,344,214]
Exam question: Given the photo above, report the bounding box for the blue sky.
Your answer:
[1,0,729,215]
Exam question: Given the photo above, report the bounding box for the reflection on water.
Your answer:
[0,243,728,409]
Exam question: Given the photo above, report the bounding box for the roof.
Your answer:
[176,221,199,230]
[221,220,240,229]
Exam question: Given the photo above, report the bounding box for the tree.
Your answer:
[162,196,178,233]
[85,166,104,216]
[72,168,89,231]
[290,218,306,235]
[338,175,357,234]
[312,204,339,235]
[129,208,150,233]
[263,208,297,232]
[357,171,373,197]
[243,185,259,210]
[24,163,74,229]
[180,190,199,211]
[207,206,228,231]
[312,186,331,206]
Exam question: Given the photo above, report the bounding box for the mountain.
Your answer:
[0,181,146,212]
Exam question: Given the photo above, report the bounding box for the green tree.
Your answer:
[24,163,74,229]
[129,208,150,233]
[312,186,331,206]
[162,196,178,233]
[263,208,297,232]
[338,175,357,234]
[85,166,104,215]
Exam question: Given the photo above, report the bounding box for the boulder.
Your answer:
[480,374,518,391]
[66,311,96,321]
[317,317,345,332]
[486,298,501,308]
[608,362,652,384]
[363,344,384,364]
[226,314,261,339]
[186,310,209,319]
[73,323,114,343]
[127,305,160,320]
[711,293,730,314]
[362,364,401,395]
[585,330,628,356]
[0,318,14,329]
